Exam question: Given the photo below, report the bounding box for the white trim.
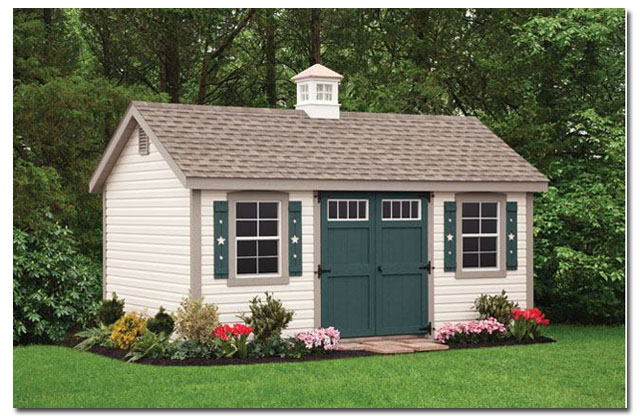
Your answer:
[460,201,500,271]
[381,199,422,221]
[327,199,369,221]
[234,201,282,278]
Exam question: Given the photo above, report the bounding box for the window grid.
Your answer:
[382,199,421,221]
[327,199,368,221]
[316,83,333,101]
[461,202,499,270]
[235,201,280,277]
[300,84,309,102]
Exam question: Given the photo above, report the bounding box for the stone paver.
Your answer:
[362,341,415,354]
[337,337,450,354]
[397,339,449,352]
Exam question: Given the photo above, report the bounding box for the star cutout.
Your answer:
[508,233,515,241]
[291,235,299,244]
[217,236,226,245]
[446,233,453,241]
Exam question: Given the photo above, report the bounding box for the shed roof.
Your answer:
[89,101,548,193]
[291,63,344,81]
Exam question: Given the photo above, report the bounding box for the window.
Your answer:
[461,202,498,269]
[299,84,309,102]
[328,199,368,221]
[235,201,280,276]
[138,127,149,155]
[382,199,421,220]
[316,83,333,101]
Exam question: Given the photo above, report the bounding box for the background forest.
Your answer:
[13,8,625,344]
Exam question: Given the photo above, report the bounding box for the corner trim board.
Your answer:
[526,192,534,308]
[190,190,202,298]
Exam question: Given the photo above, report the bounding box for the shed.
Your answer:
[89,64,548,337]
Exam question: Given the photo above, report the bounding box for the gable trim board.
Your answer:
[94,100,546,334]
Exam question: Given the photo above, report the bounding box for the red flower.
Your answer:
[511,307,549,326]
[213,326,230,340]
[230,324,253,336]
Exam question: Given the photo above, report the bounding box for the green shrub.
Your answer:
[174,294,220,343]
[248,335,307,359]
[98,292,125,325]
[13,224,102,345]
[110,312,146,350]
[240,292,294,342]
[171,340,219,360]
[126,330,176,362]
[74,323,114,351]
[473,290,518,325]
[146,307,175,335]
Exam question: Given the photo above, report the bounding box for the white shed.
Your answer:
[89,64,548,337]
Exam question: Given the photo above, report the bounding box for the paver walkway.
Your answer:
[338,335,449,354]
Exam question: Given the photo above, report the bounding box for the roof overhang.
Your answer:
[88,103,186,193]
[184,177,549,193]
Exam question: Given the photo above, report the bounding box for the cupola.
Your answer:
[291,64,343,119]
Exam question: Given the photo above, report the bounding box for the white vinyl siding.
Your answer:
[201,191,315,335]
[432,192,528,329]
[104,127,190,314]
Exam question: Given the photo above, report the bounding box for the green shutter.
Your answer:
[506,201,518,270]
[214,201,228,279]
[289,201,302,276]
[444,201,456,272]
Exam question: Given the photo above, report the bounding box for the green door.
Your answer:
[321,192,429,337]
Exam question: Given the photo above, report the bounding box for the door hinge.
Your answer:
[419,322,432,334]
[316,264,331,279]
[419,261,432,274]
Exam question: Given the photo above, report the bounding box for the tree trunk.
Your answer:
[310,9,321,65]
[264,10,277,106]
[42,8,53,65]
[159,11,181,103]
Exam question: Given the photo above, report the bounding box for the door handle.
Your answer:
[378,266,383,272]
[317,264,331,279]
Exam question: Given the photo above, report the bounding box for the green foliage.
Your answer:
[126,330,176,362]
[110,312,147,350]
[73,323,114,351]
[248,335,308,359]
[146,307,175,335]
[170,340,219,360]
[13,224,101,345]
[473,290,518,325]
[174,294,220,343]
[98,293,125,325]
[241,292,294,342]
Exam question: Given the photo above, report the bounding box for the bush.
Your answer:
[126,330,176,362]
[175,294,220,343]
[248,335,302,359]
[13,224,102,345]
[146,307,175,335]
[434,318,507,344]
[473,290,518,325]
[294,327,341,353]
[509,307,550,342]
[98,293,125,325]
[110,312,146,350]
[240,292,294,342]
[74,323,114,351]
[171,340,219,360]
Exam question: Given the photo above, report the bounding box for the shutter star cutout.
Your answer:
[508,233,515,241]
[291,235,299,244]
[217,236,226,245]
[446,233,453,241]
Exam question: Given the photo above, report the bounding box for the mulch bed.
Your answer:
[86,345,375,367]
[447,336,556,350]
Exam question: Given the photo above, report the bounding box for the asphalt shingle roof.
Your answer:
[133,101,548,183]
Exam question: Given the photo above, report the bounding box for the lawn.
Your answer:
[13,325,625,408]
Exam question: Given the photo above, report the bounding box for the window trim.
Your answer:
[455,193,507,279]
[381,199,422,221]
[228,192,290,286]
[327,199,369,221]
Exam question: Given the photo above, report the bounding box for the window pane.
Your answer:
[237,240,256,257]
[348,201,358,219]
[382,201,391,218]
[258,257,278,274]
[359,201,367,219]
[482,203,497,218]
[463,253,479,268]
[259,220,278,236]
[237,220,257,237]
[237,202,257,219]
[329,201,337,219]
[259,203,278,219]
[317,84,324,92]
[411,201,419,218]
[258,240,278,257]
[481,219,497,234]
[462,219,479,234]
[338,201,348,219]
[480,252,497,268]
[237,258,257,274]
[480,237,497,251]
[402,201,410,218]
[392,201,401,218]
[462,203,479,218]
[463,237,479,252]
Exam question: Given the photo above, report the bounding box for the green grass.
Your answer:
[14,325,625,408]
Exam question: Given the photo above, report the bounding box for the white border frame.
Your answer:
[381,199,422,221]
[327,199,369,221]
[460,201,500,271]
[235,201,282,279]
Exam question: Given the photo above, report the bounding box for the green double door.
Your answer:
[320,192,429,337]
